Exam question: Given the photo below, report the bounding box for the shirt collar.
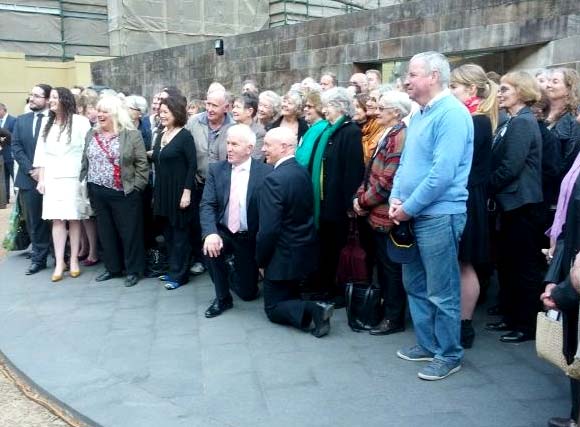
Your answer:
[422,88,451,113]
[275,155,294,169]
[232,156,252,172]
[200,112,232,129]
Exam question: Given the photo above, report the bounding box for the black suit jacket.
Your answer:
[256,157,318,281]
[200,158,272,239]
[11,112,39,190]
[490,106,543,211]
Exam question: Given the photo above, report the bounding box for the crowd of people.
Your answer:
[2,50,580,425]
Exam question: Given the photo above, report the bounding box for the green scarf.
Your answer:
[311,115,347,228]
[295,119,328,167]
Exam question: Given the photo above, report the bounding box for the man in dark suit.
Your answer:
[0,103,16,203]
[200,124,272,318]
[258,127,334,338]
[11,84,52,274]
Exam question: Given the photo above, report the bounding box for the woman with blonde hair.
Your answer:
[486,71,544,343]
[449,63,498,348]
[80,95,149,287]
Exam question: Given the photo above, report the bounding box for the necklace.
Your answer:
[161,127,181,147]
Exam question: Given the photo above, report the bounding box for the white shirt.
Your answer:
[275,154,294,169]
[227,156,252,232]
[422,88,451,113]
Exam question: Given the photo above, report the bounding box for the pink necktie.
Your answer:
[228,167,240,233]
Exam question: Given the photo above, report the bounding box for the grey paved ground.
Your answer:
[0,251,571,427]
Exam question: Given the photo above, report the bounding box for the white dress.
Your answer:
[33,114,91,220]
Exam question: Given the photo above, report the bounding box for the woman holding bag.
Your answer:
[352,91,412,336]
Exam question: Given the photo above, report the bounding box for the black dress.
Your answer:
[459,114,492,265]
[152,128,197,227]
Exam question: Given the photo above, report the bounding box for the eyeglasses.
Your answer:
[29,94,46,99]
[304,104,315,109]
[377,106,396,112]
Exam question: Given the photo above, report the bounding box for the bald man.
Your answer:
[258,127,334,337]
[348,73,369,94]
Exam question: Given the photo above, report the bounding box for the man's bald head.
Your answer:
[349,73,369,94]
[262,127,297,165]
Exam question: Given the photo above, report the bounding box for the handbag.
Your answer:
[536,311,568,371]
[2,197,30,251]
[336,218,368,286]
[345,281,383,332]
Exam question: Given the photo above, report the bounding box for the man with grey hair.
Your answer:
[200,124,272,318]
[319,72,337,91]
[389,51,473,380]
[258,127,334,337]
[0,102,16,202]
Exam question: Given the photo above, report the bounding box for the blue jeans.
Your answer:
[403,213,466,364]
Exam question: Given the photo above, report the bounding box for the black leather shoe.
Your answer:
[548,417,578,427]
[95,271,121,282]
[124,274,140,287]
[369,319,405,336]
[500,330,534,343]
[205,298,233,318]
[311,302,335,338]
[485,321,511,332]
[25,262,46,275]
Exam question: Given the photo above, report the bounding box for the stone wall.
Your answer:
[92,0,580,99]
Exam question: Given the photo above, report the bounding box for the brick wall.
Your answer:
[91,0,580,99]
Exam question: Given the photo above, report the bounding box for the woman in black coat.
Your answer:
[305,87,365,304]
[541,150,580,427]
[487,71,545,343]
[152,95,197,290]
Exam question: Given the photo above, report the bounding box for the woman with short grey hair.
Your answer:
[125,95,152,150]
[321,87,355,118]
[257,90,282,128]
[303,86,365,305]
[266,90,308,141]
[353,90,412,336]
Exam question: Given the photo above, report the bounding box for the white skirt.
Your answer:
[42,176,89,220]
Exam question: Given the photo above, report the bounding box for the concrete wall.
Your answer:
[0,53,111,115]
[91,0,580,99]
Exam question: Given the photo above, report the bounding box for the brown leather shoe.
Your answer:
[548,417,578,427]
[369,319,405,336]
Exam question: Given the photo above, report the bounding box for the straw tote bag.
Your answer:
[536,310,568,371]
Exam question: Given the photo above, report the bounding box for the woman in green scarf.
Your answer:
[306,87,365,305]
[296,90,327,168]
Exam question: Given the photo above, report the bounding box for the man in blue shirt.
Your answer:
[390,51,474,381]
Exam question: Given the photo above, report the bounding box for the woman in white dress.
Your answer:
[34,87,91,282]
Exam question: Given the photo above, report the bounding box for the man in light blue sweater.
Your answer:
[389,51,474,381]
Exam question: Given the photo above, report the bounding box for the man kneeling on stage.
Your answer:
[257,127,334,337]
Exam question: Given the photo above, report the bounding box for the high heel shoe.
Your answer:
[70,270,81,278]
[52,273,63,282]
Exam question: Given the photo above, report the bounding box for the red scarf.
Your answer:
[94,132,122,190]
[463,96,481,114]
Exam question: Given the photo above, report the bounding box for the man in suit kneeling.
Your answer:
[258,127,334,337]
[200,124,272,318]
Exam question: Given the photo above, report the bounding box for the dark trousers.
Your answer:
[141,183,159,250]
[263,278,312,330]
[4,161,13,202]
[205,228,259,302]
[374,232,406,323]
[163,220,192,284]
[190,183,205,263]
[19,188,50,265]
[89,184,145,276]
[497,203,546,335]
[315,219,349,297]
